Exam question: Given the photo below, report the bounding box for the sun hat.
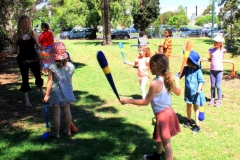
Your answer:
[188,50,200,66]
[51,42,68,60]
[213,35,225,43]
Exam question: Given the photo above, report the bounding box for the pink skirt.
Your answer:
[153,107,181,142]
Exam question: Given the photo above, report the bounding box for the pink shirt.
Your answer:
[209,48,227,71]
[134,56,150,79]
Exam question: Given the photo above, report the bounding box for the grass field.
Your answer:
[0,37,240,160]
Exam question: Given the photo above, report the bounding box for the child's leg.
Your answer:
[184,103,192,127]
[156,142,163,154]
[64,104,72,136]
[53,105,61,138]
[139,77,148,99]
[186,103,192,120]
[210,71,217,99]
[162,139,173,160]
[193,104,200,126]
[215,71,223,101]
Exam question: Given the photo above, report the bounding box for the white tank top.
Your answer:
[151,76,171,114]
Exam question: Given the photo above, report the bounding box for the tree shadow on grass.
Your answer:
[72,41,134,48]
[0,58,156,160]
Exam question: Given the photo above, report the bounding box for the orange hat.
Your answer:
[51,42,68,60]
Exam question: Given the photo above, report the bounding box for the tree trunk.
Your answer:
[102,0,112,45]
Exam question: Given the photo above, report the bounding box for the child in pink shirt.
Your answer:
[201,36,233,107]
[124,46,151,98]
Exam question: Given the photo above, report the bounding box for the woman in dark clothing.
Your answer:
[1,15,44,106]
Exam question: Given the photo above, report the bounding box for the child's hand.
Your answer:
[231,60,234,64]
[119,98,129,105]
[43,95,50,103]
[123,60,126,64]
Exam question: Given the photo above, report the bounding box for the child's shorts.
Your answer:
[153,107,181,142]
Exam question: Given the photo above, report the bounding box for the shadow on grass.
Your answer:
[72,40,135,48]
[0,57,157,159]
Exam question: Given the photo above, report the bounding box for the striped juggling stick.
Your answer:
[118,42,125,61]
[198,93,205,121]
[97,51,120,100]
[41,103,51,139]
[179,40,194,77]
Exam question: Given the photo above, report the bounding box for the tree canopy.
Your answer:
[168,6,189,29]
[133,0,160,31]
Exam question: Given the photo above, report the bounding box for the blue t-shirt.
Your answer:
[180,66,206,105]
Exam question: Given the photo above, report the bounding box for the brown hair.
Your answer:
[165,29,172,37]
[41,22,50,30]
[186,58,197,69]
[17,15,33,38]
[150,54,174,93]
[140,46,151,57]
[55,59,67,69]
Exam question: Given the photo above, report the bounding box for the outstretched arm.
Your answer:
[120,79,160,105]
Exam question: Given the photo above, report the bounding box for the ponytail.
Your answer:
[163,71,174,93]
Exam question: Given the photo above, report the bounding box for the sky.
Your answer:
[160,0,221,17]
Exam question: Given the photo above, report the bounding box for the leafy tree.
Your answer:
[218,0,240,56]
[0,0,46,49]
[168,6,189,29]
[195,15,219,26]
[159,11,176,25]
[48,0,139,41]
[133,0,160,31]
[202,4,213,15]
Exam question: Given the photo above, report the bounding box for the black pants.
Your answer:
[19,61,43,92]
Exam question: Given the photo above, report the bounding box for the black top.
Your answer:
[17,36,37,60]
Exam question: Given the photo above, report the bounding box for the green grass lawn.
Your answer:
[0,37,240,160]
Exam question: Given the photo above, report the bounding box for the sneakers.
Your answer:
[208,99,215,106]
[214,100,222,107]
[183,120,191,128]
[143,152,161,160]
[192,125,200,133]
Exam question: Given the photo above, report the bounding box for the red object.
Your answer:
[185,40,194,52]
[39,30,54,47]
[71,122,78,133]
[179,40,194,77]
[231,64,236,78]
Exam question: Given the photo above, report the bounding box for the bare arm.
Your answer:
[171,77,181,96]
[33,31,42,49]
[120,80,160,105]
[201,52,211,62]
[43,69,53,102]
[124,58,138,66]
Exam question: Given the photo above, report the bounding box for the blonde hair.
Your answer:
[140,46,151,57]
[150,54,174,93]
[17,15,34,38]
